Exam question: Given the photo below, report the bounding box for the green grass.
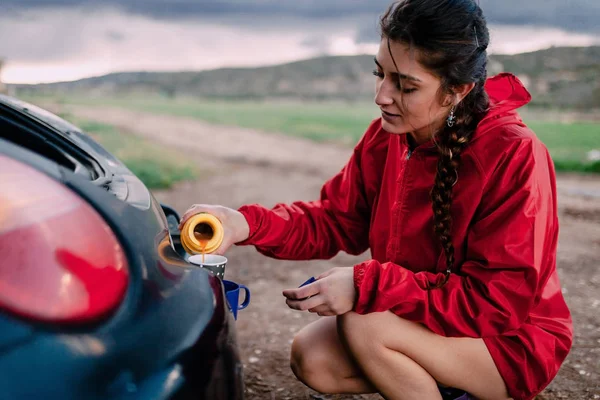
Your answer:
[526,122,600,173]
[527,122,600,160]
[62,116,197,189]
[48,95,381,145]
[26,95,600,174]
[553,159,600,173]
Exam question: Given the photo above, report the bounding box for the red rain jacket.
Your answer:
[238,73,573,400]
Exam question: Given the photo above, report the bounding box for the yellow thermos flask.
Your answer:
[180,213,224,255]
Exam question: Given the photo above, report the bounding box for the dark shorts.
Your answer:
[438,385,476,400]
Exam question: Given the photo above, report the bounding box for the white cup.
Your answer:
[188,254,227,279]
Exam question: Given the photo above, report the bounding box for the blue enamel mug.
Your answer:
[223,280,250,320]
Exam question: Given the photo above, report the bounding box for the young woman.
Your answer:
[179,1,573,398]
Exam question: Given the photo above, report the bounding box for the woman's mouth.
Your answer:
[381,110,402,123]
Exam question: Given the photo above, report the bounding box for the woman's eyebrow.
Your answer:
[374,57,422,82]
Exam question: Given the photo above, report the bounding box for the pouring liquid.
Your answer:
[194,226,213,264]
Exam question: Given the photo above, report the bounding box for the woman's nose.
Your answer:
[374,81,394,107]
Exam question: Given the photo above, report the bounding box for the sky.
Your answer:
[2,0,600,84]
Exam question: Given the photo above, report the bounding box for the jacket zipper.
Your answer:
[389,146,413,258]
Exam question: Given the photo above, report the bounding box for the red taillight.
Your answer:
[0,155,129,324]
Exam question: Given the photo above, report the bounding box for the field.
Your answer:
[32,95,600,174]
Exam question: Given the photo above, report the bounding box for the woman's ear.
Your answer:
[454,82,476,103]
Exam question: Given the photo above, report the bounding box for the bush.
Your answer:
[554,159,600,174]
[125,158,196,189]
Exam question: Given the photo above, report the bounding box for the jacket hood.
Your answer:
[482,73,532,120]
[471,73,532,138]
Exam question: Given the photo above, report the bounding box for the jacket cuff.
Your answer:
[354,262,369,290]
[235,204,265,246]
[353,261,376,314]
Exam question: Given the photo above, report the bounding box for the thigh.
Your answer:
[292,316,363,379]
[348,311,509,399]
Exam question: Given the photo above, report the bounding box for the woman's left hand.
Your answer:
[282,267,356,316]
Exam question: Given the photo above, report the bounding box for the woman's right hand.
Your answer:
[178,204,250,255]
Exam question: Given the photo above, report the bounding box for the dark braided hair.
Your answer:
[380,0,490,288]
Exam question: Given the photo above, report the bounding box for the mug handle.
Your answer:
[238,285,251,310]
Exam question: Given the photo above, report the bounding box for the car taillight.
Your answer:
[0,155,129,324]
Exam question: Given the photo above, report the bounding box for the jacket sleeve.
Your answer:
[236,123,377,260]
[354,138,556,338]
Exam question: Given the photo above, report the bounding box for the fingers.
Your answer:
[286,294,325,311]
[282,282,320,300]
[178,205,203,229]
[315,311,336,317]
[317,268,336,280]
[178,204,217,229]
[308,305,335,317]
[213,239,233,255]
[308,305,329,313]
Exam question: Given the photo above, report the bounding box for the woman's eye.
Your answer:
[373,70,417,94]
[394,83,417,94]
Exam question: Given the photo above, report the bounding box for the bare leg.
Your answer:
[290,316,458,399]
[290,316,376,394]
[338,311,511,400]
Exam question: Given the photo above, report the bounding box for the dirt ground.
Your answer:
[67,106,600,399]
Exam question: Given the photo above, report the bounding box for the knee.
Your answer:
[289,331,338,394]
[338,312,404,366]
[289,336,305,382]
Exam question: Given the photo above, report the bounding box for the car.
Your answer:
[0,94,245,400]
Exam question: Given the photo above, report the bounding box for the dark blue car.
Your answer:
[0,95,245,399]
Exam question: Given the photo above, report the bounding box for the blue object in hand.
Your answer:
[299,277,316,288]
[297,277,317,301]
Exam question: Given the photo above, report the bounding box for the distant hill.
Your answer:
[13,46,600,109]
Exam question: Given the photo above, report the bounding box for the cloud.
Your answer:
[0,7,365,83]
[355,22,381,45]
[0,9,88,63]
[4,1,389,20]
[479,0,600,33]
[1,2,599,84]
[4,0,600,34]
[300,36,331,55]
[105,30,126,43]
[488,25,600,55]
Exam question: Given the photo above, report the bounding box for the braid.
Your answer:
[430,126,470,287]
[429,82,489,289]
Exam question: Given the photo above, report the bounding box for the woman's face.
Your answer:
[373,39,452,141]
